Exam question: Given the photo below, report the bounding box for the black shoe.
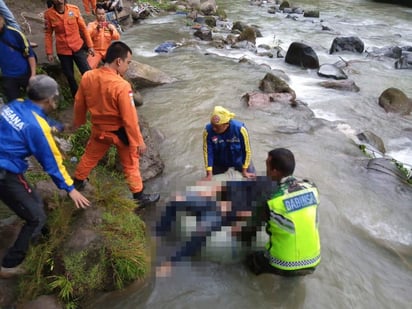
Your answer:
[73,178,86,191]
[133,192,160,208]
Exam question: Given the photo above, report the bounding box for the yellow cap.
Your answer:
[210,106,235,125]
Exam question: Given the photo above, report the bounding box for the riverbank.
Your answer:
[0,1,163,308]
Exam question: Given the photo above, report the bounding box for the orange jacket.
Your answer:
[87,20,120,53]
[74,67,144,148]
[44,4,93,55]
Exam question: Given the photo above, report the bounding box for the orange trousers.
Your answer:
[74,129,143,193]
[82,0,97,14]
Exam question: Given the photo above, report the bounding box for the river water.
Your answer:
[91,0,412,308]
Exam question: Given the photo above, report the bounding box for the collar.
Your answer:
[279,175,296,185]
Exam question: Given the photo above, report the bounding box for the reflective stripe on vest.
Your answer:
[266,183,321,270]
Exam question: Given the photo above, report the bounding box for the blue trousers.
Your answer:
[156,198,224,263]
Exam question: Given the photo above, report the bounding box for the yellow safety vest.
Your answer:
[265,178,321,270]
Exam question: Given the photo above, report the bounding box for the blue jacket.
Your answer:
[0,99,74,192]
[203,119,252,172]
[0,24,34,77]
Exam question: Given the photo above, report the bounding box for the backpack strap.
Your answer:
[0,25,30,57]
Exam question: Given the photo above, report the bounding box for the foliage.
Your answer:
[359,144,412,184]
[68,121,118,169]
[16,173,148,308]
[393,160,412,184]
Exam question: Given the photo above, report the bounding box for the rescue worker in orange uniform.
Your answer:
[87,3,120,69]
[82,0,97,15]
[44,0,95,98]
[72,41,160,208]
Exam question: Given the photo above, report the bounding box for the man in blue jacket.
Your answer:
[0,12,36,102]
[0,75,90,278]
[203,106,256,180]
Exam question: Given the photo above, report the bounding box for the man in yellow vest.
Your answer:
[246,148,321,276]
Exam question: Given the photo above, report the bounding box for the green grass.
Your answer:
[17,173,148,308]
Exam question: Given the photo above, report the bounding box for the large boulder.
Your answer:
[241,92,296,107]
[285,42,319,69]
[125,60,177,90]
[237,26,257,45]
[378,88,412,114]
[329,36,364,54]
[317,64,348,80]
[259,72,296,98]
[200,0,217,15]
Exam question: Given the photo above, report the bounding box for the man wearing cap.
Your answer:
[0,12,36,102]
[0,75,90,278]
[203,106,256,181]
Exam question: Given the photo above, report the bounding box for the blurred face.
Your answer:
[96,8,106,22]
[116,52,132,76]
[211,122,229,134]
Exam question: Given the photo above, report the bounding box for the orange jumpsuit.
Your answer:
[82,0,97,15]
[73,67,145,193]
[44,4,93,56]
[87,20,120,69]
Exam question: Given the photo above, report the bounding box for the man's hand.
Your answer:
[137,144,147,154]
[47,54,54,62]
[242,169,256,179]
[108,24,116,32]
[202,171,212,181]
[68,189,91,209]
[88,48,95,57]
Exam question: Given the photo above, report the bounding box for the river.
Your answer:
[90,0,412,308]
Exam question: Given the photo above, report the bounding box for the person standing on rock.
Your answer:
[72,41,160,208]
[86,3,120,69]
[44,0,95,98]
[203,106,256,180]
[0,75,90,279]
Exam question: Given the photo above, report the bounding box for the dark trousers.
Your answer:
[156,198,224,263]
[58,49,91,98]
[0,169,46,268]
[1,74,30,102]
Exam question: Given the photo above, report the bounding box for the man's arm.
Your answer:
[28,56,36,78]
[73,74,89,129]
[0,0,20,30]
[43,10,55,61]
[239,126,254,178]
[77,8,94,55]
[203,128,213,180]
[118,86,145,151]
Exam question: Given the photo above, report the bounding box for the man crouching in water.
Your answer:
[246,148,321,276]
